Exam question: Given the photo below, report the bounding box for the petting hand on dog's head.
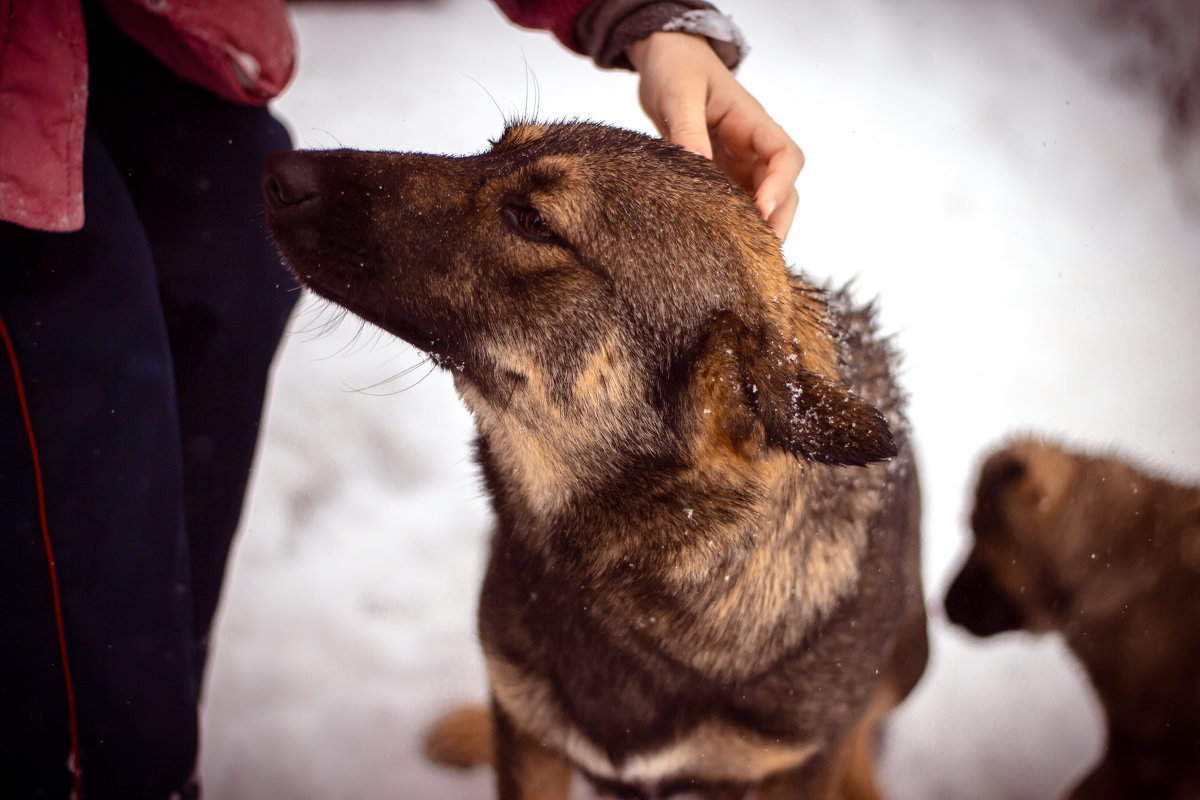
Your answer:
[626,31,804,242]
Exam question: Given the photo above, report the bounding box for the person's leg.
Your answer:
[0,126,198,798]
[84,6,299,676]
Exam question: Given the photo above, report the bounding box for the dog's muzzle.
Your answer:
[263,151,321,209]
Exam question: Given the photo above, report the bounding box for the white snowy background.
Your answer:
[199,1,1200,798]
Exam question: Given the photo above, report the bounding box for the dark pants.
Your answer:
[0,8,297,797]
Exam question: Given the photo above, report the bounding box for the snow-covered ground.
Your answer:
[199,1,1200,798]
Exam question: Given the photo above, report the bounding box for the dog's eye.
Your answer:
[500,202,559,244]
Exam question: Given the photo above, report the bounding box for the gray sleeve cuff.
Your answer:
[575,0,748,72]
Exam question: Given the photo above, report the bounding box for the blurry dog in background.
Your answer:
[263,120,927,800]
[945,437,1200,799]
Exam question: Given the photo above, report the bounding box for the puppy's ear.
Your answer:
[694,297,896,467]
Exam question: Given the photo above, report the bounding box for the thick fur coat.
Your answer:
[264,121,927,800]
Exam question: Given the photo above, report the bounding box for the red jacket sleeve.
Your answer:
[99,0,296,105]
[491,0,595,54]
[0,0,89,231]
[493,0,745,72]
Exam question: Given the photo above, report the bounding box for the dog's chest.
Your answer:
[481,515,902,793]
[476,422,911,792]
[559,718,819,789]
[486,645,822,790]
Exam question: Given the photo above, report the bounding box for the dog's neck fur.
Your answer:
[455,334,894,681]
[454,332,660,518]
[450,283,907,680]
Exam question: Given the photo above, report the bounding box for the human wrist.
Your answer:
[575,0,745,71]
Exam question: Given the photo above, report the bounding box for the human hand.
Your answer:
[626,31,803,242]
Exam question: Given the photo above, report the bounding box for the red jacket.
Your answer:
[0,0,592,232]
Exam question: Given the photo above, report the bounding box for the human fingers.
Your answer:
[628,33,715,159]
[710,102,803,240]
[629,32,803,239]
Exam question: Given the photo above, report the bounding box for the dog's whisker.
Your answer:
[521,57,541,122]
[304,128,344,149]
[340,357,437,396]
[464,74,513,132]
[288,301,365,353]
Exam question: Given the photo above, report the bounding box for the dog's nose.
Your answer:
[263,151,320,207]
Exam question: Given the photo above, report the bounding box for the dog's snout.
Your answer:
[263,151,320,207]
[944,556,1025,637]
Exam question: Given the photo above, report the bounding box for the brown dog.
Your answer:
[262,121,927,800]
[945,438,1200,799]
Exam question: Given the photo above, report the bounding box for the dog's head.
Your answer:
[263,122,894,495]
[944,438,1191,638]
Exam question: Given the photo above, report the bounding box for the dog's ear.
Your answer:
[745,342,897,467]
[691,299,896,467]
